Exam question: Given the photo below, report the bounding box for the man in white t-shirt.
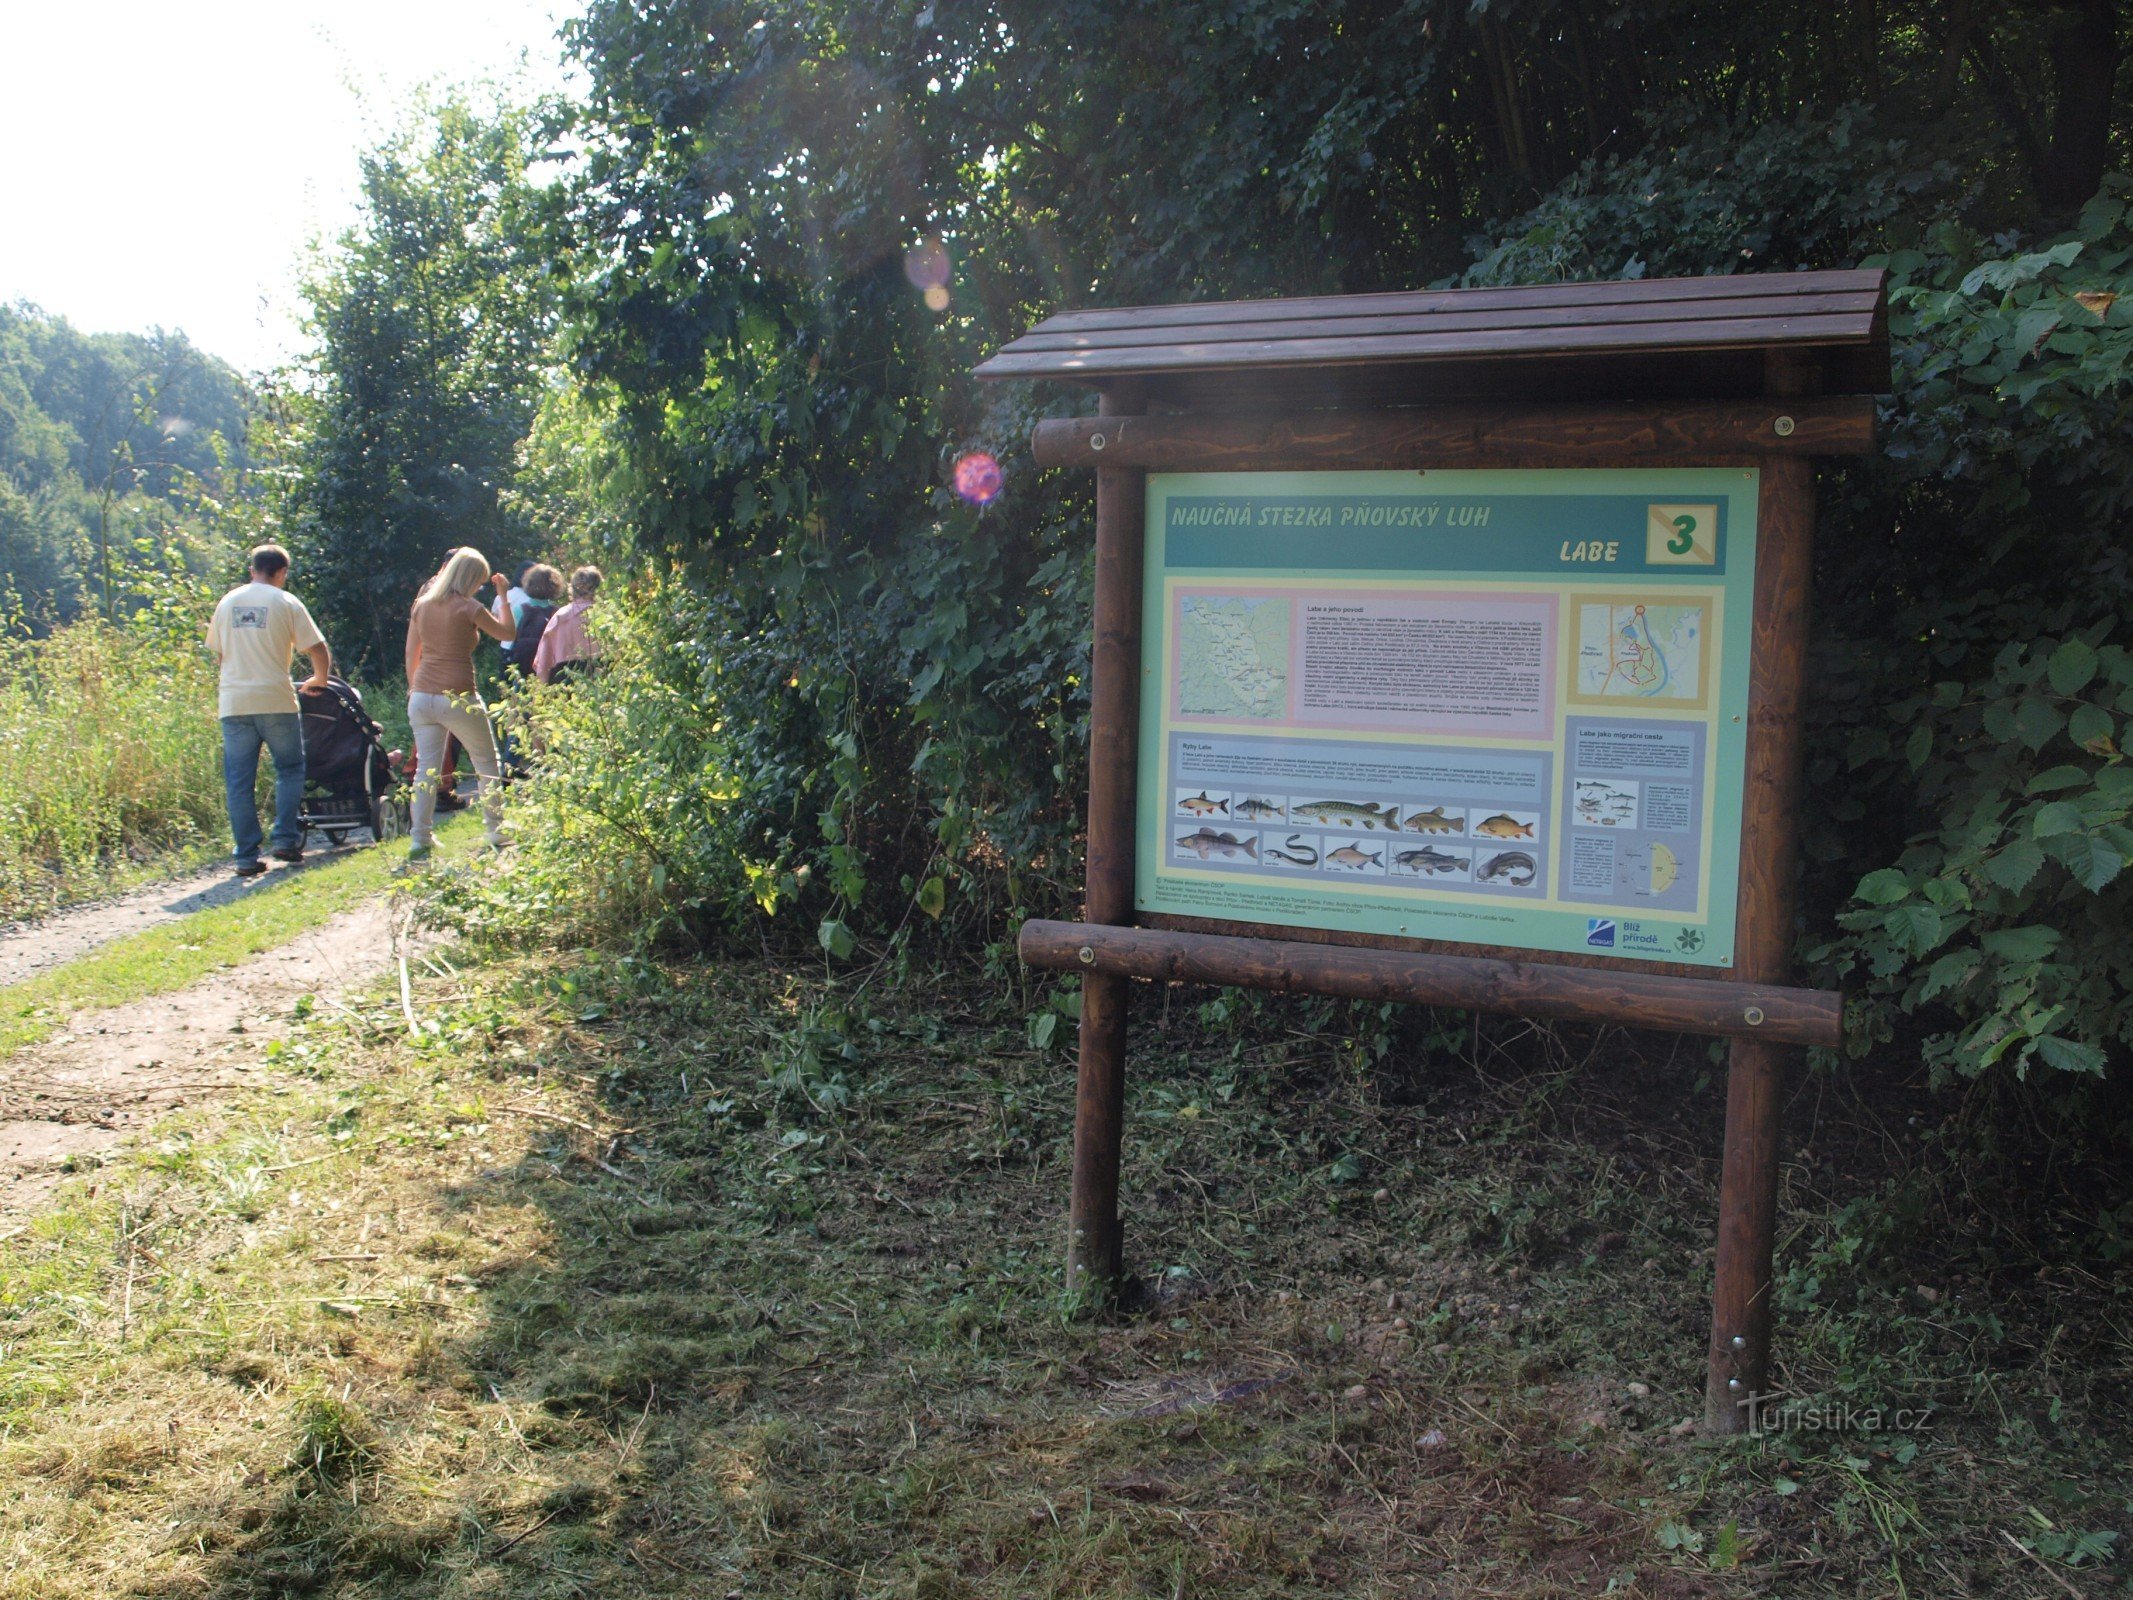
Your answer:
[204,544,333,876]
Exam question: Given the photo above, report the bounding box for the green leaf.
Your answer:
[2027,764,2092,793]
[1027,1010,1059,1050]
[2048,639,2099,695]
[817,918,856,959]
[2069,703,2116,752]
[1919,948,1982,1001]
[1981,925,2062,962]
[2034,1035,2107,1076]
[2015,698,2066,751]
[1854,868,1912,906]
[2044,831,2125,891]
[1883,902,1947,956]
[916,875,946,919]
[1981,840,2046,892]
[2033,801,2086,837]
[1904,722,1933,770]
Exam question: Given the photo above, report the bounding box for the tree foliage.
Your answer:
[285,96,556,669]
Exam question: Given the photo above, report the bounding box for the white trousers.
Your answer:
[407,690,504,847]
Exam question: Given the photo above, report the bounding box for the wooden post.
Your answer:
[1704,355,1820,1432]
[1067,383,1146,1304]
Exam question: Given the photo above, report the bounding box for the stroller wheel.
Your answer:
[371,792,410,844]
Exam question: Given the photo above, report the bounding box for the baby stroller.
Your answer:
[297,678,409,847]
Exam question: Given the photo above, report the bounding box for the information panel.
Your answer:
[1134,469,1757,967]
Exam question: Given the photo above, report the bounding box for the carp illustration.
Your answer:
[1265,834,1319,867]
[1325,844,1383,871]
[1394,846,1465,875]
[1404,805,1461,834]
[1474,850,1538,886]
[1292,799,1400,830]
[1175,828,1257,860]
[1179,791,1228,817]
[1235,796,1285,821]
[1472,813,1535,840]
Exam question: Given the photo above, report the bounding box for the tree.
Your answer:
[287,95,556,669]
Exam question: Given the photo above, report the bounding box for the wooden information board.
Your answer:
[977,269,1889,1432]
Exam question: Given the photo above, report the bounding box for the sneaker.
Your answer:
[404,843,433,865]
[234,859,268,878]
[486,834,511,853]
[271,845,304,864]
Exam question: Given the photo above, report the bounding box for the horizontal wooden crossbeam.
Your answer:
[1019,920,1843,1048]
[1029,399,1876,471]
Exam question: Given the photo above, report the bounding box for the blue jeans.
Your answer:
[222,713,307,863]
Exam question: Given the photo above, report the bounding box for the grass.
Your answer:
[0,940,2125,1597]
[0,616,226,918]
[0,813,479,1059]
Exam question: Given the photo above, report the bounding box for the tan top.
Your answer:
[407,593,498,695]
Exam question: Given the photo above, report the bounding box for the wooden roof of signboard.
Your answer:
[974,269,1890,408]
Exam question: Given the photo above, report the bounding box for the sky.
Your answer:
[0,0,574,376]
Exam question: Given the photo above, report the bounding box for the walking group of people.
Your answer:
[205,543,601,876]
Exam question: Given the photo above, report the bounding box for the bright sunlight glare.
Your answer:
[0,0,573,375]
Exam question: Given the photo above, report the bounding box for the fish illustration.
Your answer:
[1179,791,1227,817]
[1235,796,1285,821]
[1326,844,1383,871]
[1394,846,1465,875]
[1404,806,1461,834]
[1175,828,1257,860]
[1265,834,1319,866]
[1292,800,1400,830]
[1473,813,1535,840]
[1474,850,1538,886]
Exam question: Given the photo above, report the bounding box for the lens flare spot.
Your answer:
[903,236,951,292]
[923,284,950,311]
[953,451,1003,506]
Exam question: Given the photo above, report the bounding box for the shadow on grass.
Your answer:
[105,952,2133,1599]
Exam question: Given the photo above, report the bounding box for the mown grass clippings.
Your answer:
[0,950,2123,1597]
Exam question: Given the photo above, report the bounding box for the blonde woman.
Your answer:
[405,548,515,860]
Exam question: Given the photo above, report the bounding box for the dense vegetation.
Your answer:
[0,305,249,623]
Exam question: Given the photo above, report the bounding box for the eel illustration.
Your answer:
[1265,834,1319,867]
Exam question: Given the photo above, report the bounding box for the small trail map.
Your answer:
[1577,602,1703,701]
[1178,596,1289,719]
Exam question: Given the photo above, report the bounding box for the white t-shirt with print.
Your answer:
[207,582,325,717]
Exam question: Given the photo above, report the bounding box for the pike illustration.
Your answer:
[1175,828,1258,860]
[1292,799,1400,830]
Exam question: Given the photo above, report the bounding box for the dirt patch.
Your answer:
[0,895,400,1219]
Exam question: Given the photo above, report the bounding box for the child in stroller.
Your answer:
[297,678,409,847]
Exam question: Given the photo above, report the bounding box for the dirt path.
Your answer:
[0,854,350,989]
[0,891,402,1220]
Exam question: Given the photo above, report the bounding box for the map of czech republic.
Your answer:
[1576,602,1704,701]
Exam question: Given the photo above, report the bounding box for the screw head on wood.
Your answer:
[1731,1334,1747,1350]
[1773,414,1797,437]
[1727,1377,1743,1392]
[1089,431,1107,451]
[1077,945,1095,965]
[1743,1006,1765,1027]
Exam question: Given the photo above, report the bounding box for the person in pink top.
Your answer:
[534,565,602,683]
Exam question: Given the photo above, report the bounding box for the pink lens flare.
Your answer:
[953,451,1004,505]
[903,237,951,292]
